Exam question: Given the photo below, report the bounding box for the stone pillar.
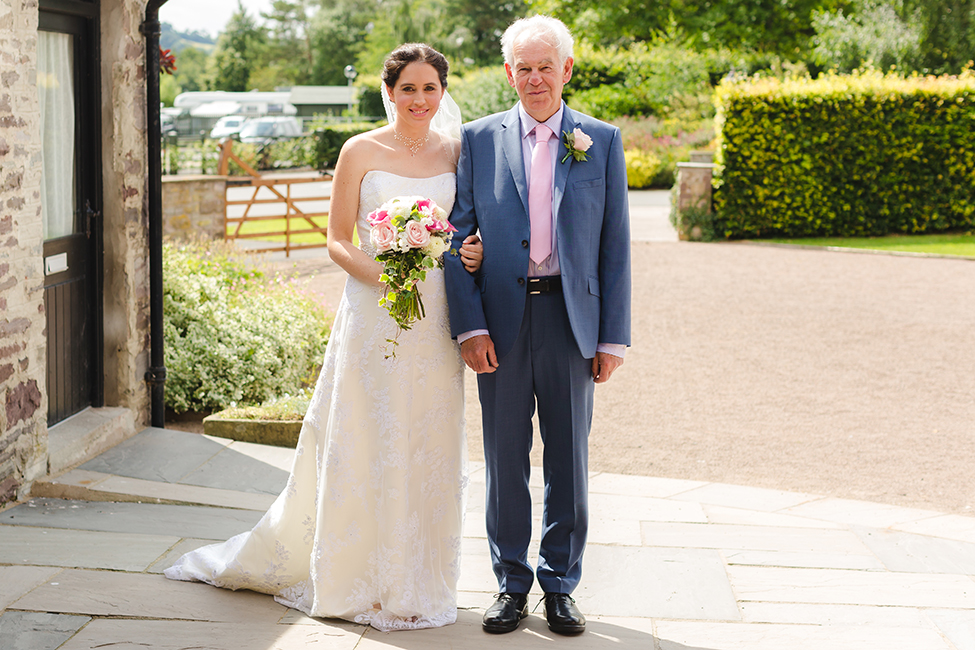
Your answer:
[161,175,228,241]
[675,162,714,241]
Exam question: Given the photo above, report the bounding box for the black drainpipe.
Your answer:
[141,0,170,428]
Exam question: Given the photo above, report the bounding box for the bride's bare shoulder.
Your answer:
[335,126,394,176]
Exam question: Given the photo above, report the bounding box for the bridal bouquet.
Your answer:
[368,195,456,337]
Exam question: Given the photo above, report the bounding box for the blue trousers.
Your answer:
[477,290,594,594]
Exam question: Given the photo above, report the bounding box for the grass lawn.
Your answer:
[227,215,329,245]
[763,233,975,259]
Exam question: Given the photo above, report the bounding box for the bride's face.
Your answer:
[388,62,444,128]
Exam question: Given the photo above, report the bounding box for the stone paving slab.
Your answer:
[721,548,885,570]
[702,504,844,529]
[894,513,975,544]
[0,566,62,610]
[3,498,261,540]
[853,527,975,574]
[57,619,364,650]
[739,602,931,627]
[925,609,975,650]
[0,526,178,571]
[654,619,954,650]
[727,565,975,608]
[782,497,944,529]
[178,444,290,494]
[146,537,218,574]
[0,611,91,650]
[641,522,873,554]
[37,469,277,510]
[577,545,740,620]
[671,483,819,512]
[12,568,289,623]
[78,427,232,483]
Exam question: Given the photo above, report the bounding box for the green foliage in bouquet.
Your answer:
[715,69,975,239]
[163,240,332,413]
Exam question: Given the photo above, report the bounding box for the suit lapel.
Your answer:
[500,105,529,215]
[553,106,577,224]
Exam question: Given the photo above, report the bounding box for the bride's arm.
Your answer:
[327,137,385,288]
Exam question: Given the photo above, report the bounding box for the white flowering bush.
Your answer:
[163,241,331,413]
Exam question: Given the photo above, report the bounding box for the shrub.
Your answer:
[452,66,520,122]
[714,69,975,239]
[163,240,332,413]
[624,150,661,189]
[311,122,377,170]
[612,116,715,188]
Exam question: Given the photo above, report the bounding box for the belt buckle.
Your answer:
[528,278,544,295]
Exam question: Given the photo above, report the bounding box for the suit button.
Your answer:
[521,240,528,248]
[517,277,525,286]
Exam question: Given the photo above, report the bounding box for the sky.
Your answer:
[160,0,275,38]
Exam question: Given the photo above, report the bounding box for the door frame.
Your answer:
[39,0,105,420]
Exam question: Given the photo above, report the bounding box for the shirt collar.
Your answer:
[518,102,564,141]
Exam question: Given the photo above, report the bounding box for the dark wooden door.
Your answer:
[39,4,102,425]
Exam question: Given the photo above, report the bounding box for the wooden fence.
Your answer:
[219,139,332,257]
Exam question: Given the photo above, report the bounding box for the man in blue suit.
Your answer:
[444,15,631,636]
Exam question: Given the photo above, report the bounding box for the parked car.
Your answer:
[209,115,249,140]
[160,113,178,138]
[237,116,302,143]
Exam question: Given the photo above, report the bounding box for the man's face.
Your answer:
[505,36,573,123]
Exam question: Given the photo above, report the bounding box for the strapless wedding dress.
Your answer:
[165,171,466,632]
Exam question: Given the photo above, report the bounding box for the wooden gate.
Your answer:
[219,140,333,257]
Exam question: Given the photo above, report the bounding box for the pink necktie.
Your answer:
[528,124,553,266]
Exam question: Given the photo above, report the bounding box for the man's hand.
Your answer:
[591,352,623,384]
[459,235,483,273]
[460,334,498,374]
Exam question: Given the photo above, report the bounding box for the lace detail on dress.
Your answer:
[164,171,467,633]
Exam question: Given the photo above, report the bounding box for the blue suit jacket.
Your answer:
[444,104,631,361]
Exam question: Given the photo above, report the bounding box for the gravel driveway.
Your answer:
[279,213,975,516]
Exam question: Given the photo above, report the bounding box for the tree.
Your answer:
[307,0,377,85]
[173,46,210,93]
[811,0,923,72]
[209,2,267,91]
[260,0,314,86]
[905,0,975,72]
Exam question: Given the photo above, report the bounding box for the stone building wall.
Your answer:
[0,0,153,505]
[0,0,48,503]
[162,175,227,241]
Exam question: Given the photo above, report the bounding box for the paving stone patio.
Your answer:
[2,427,974,649]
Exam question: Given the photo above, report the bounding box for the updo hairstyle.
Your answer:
[381,43,450,91]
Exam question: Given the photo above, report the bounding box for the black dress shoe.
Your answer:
[544,593,586,635]
[482,592,529,634]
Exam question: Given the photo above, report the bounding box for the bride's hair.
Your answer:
[382,44,449,91]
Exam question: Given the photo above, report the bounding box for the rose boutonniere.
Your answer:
[561,127,593,163]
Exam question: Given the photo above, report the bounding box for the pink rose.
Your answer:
[367,209,390,226]
[573,128,593,152]
[405,220,430,248]
[370,221,396,252]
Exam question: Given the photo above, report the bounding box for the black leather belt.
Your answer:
[527,276,561,295]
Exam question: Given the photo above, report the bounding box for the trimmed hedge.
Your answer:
[714,70,975,239]
[311,122,378,170]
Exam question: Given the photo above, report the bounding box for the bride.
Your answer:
[165,43,481,632]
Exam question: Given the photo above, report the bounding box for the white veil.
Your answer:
[381,83,463,142]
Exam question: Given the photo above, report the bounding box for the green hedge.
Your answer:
[311,122,377,170]
[714,70,975,239]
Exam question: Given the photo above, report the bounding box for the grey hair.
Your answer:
[501,15,574,67]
